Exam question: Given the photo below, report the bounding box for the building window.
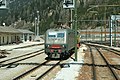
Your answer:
[29,36,32,41]
[25,34,27,41]
[3,37,4,43]
[7,36,9,44]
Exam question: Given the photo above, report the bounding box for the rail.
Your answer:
[96,47,120,80]
[88,46,96,80]
[0,49,44,67]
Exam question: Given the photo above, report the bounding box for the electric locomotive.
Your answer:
[45,28,80,59]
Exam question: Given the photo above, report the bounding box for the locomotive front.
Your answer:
[45,29,67,58]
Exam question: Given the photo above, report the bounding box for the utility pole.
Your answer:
[37,11,40,36]
[104,1,107,41]
[63,0,77,61]
[110,16,112,47]
[70,9,73,29]
[101,25,103,43]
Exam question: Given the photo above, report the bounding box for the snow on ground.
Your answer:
[53,44,87,80]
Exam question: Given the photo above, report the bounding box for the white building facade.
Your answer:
[0,26,34,45]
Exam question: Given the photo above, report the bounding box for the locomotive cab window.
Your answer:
[57,33,64,38]
[48,35,56,38]
[46,31,66,44]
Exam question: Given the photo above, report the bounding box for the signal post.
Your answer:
[63,0,78,61]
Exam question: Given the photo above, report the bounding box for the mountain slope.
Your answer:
[0,0,119,34]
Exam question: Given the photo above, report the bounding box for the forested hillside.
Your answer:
[0,0,119,34]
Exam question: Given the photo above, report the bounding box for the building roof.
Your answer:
[0,26,34,34]
[17,29,34,34]
[0,26,21,33]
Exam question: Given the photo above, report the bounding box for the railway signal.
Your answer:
[0,0,5,6]
[0,0,7,9]
[63,0,75,9]
[63,0,77,61]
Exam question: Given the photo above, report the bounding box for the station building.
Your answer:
[17,29,34,42]
[0,26,34,45]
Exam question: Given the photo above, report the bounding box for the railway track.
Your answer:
[89,44,120,80]
[102,47,120,56]
[13,60,61,80]
[88,46,96,80]
[85,42,120,56]
[0,49,44,67]
[8,43,44,50]
[79,43,120,80]
[95,47,119,80]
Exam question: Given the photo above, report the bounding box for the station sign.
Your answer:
[63,0,75,9]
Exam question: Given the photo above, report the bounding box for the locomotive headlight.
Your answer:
[50,49,54,52]
[47,45,50,47]
[58,49,62,53]
[62,45,65,47]
[62,45,66,48]
[45,45,50,48]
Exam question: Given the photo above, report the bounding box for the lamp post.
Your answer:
[37,11,40,36]
[70,9,73,29]
[101,24,103,43]
[35,17,37,36]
